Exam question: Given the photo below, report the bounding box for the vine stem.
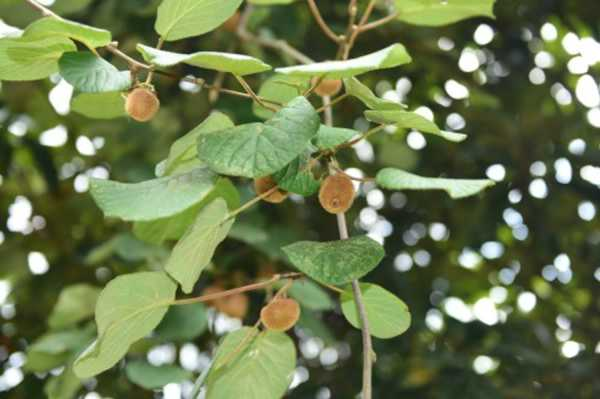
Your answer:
[306,0,343,43]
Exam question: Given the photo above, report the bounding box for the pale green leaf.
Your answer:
[376,168,495,199]
[315,125,357,150]
[44,366,82,399]
[343,77,406,110]
[288,279,334,311]
[155,303,208,342]
[0,35,76,81]
[155,0,243,41]
[24,16,111,48]
[165,199,234,294]
[71,91,126,119]
[248,0,295,4]
[157,112,234,177]
[59,51,131,93]
[273,155,320,196]
[206,328,296,399]
[90,167,217,222]
[74,272,177,378]
[341,283,411,339]
[126,361,191,389]
[26,328,94,373]
[133,177,239,244]
[364,110,467,142]
[253,75,310,119]
[394,0,496,26]
[282,236,385,285]
[48,284,101,330]
[137,44,271,76]
[275,44,411,78]
[198,96,320,178]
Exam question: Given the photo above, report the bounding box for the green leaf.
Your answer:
[133,177,239,244]
[315,125,357,150]
[0,35,76,81]
[364,110,467,142]
[275,44,411,78]
[48,284,101,330]
[44,366,82,399]
[155,303,208,342]
[24,16,111,48]
[84,233,168,264]
[71,91,126,119]
[297,310,336,345]
[90,167,217,222]
[288,279,335,311]
[273,155,320,196]
[59,51,131,93]
[394,0,496,26]
[155,0,243,41]
[157,112,234,177]
[165,199,235,294]
[283,236,385,286]
[198,96,320,178]
[125,360,192,389]
[376,168,495,199]
[26,328,94,372]
[206,328,296,399]
[343,77,406,111]
[137,44,271,76]
[249,0,295,4]
[340,283,411,339]
[74,272,177,378]
[253,75,310,119]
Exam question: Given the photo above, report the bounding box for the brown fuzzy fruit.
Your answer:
[313,78,343,97]
[222,11,241,32]
[254,176,288,204]
[260,298,301,332]
[218,293,249,319]
[319,173,355,214]
[125,87,160,122]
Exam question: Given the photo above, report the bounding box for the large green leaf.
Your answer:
[155,0,243,41]
[0,35,76,81]
[48,284,101,330]
[394,0,496,26]
[71,91,126,119]
[343,77,406,111]
[376,168,495,199]
[206,328,296,399]
[253,75,310,119]
[155,303,208,342]
[273,155,320,196]
[24,17,111,48]
[157,112,234,177]
[133,177,239,244]
[125,360,192,389]
[275,44,411,78]
[198,96,320,178]
[165,199,235,294]
[314,125,357,150]
[90,167,217,222]
[288,279,335,311]
[59,51,131,93]
[364,110,467,142]
[340,283,411,339]
[282,236,385,285]
[137,44,271,76]
[74,272,177,378]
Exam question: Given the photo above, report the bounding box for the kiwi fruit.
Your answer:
[260,298,301,332]
[125,87,160,122]
[318,173,355,214]
[313,78,343,97]
[254,176,289,203]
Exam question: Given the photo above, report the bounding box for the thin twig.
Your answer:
[336,124,385,150]
[24,0,59,17]
[225,186,279,222]
[307,0,342,43]
[317,93,349,113]
[359,11,400,32]
[145,37,165,84]
[234,75,279,112]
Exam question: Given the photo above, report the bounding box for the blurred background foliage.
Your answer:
[1,0,600,398]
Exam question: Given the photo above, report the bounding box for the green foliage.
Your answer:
[48,284,100,330]
[24,16,112,48]
[197,96,320,178]
[137,44,271,75]
[283,236,385,285]
[273,154,320,196]
[343,77,406,111]
[275,44,412,78]
[155,0,243,41]
[74,272,176,378]
[58,51,131,92]
[394,0,497,26]
[376,168,495,199]
[155,303,208,342]
[340,283,411,339]
[314,125,357,150]
[70,91,126,119]
[253,75,309,119]
[164,198,235,293]
[287,279,335,311]
[125,360,192,389]
[205,327,296,399]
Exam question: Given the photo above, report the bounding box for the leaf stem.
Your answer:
[224,185,279,222]
[307,0,343,43]
[316,93,349,113]
[234,75,279,112]
[144,37,165,84]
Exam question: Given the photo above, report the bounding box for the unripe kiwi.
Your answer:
[313,78,343,97]
[319,173,355,214]
[260,298,301,332]
[254,176,288,204]
[222,11,241,32]
[218,293,249,319]
[125,87,160,122]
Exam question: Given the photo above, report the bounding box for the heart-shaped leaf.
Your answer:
[59,51,131,93]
